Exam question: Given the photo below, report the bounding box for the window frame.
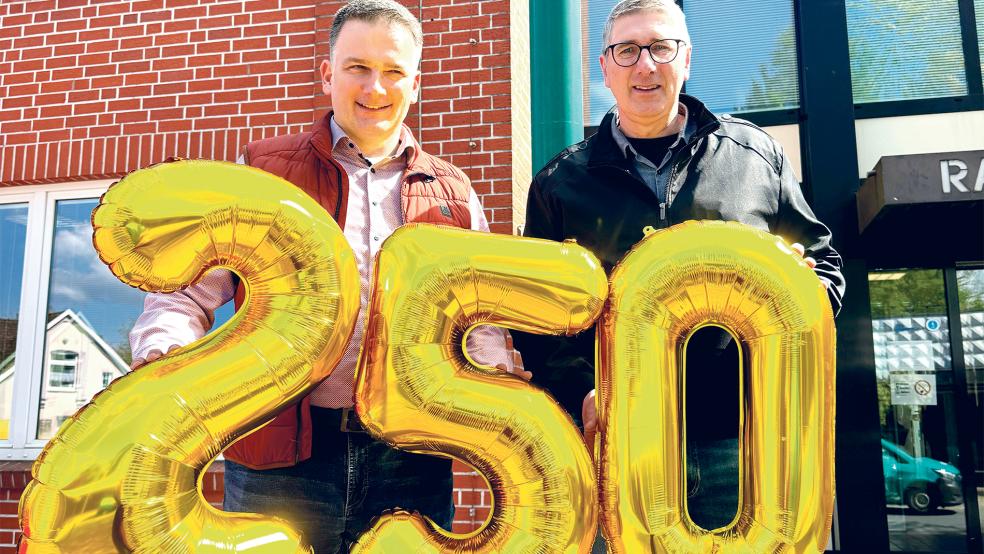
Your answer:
[847,0,983,119]
[583,0,982,135]
[47,349,80,390]
[1,180,116,459]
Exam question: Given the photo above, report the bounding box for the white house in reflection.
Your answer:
[0,309,128,440]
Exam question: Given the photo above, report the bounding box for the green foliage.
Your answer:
[740,27,798,112]
[869,270,945,319]
[845,0,967,103]
[868,269,984,319]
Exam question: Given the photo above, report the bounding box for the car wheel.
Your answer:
[904,486,935,514]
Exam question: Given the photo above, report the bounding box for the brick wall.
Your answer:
[0,0,515,548]
[0,0,514,233]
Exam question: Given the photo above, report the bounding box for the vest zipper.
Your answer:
[331,162,344,220]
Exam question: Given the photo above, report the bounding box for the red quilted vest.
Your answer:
[224,114,473,469]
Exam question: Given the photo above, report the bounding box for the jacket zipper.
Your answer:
[295,404,302,465]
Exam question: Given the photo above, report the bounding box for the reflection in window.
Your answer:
[35,199,144,441]
[48,349,78,388]
[683,0,799,114]
[869,270,967,551]
[0,203,28,441]
[581,0,800,126]
[978,0,984,79]
[846,0,967,104]
[956,268,984,535]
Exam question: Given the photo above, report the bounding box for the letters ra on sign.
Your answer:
[940,158,984,193]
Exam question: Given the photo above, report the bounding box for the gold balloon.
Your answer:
[351,225,607,554]
[597,221,836,553]
[18,160,360,553]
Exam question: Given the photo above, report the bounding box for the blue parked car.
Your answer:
[882,439,962,513]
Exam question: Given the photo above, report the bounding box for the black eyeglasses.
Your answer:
[605,39,687,67]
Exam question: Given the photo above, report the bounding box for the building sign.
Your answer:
[857,149,984,236]
[889,372,937,406]
[940,157,984,193]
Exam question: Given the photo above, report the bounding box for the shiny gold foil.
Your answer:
[18,160,360,553]
[351,225,608,554]
[597,221,836,553]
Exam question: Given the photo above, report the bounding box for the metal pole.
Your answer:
[529,0,584,173]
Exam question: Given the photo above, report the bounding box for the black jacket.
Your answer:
[514,95,846,423]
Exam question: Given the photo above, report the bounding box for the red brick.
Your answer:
[276,46,313,60]
[54,19,85,32]
[198,15,233,30]
[164,19,195,32]
[154,32,189,46]
[196,41,230,54]
[151,57,186,71]
[50,8,81,21]
[86,39,119,53]
[251,10,287,24]
[161,44,194,57]
[160,69,194,82]
[52,42,84,56]
[207,27,241,40]
[152,82,185,95]
[122,121,154,135]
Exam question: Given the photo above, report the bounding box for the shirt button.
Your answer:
[373,235,380,241]
[370,168,376,173]
[372,201,378,207]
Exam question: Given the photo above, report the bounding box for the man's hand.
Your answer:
[130,344,180,370]
[791,242,828,290]
[582,389,597,458]
[500,362,533,381]
[790,242,816,269]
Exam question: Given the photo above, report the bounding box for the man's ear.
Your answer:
[599,53,611,88]
[410,70,421,104]
[319,58,332,96]
[682,45,692,82]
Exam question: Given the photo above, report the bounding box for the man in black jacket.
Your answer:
[513,0,845,532]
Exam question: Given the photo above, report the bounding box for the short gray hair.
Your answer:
[329,0,423,59]
[602,0,690,53]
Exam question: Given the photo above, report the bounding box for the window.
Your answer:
[682,0,800,114]
[47,350,78,389]
[581,0,800,127]
[977,0,984,78]
[1,182,235,455]
[846,0,968,104]
[0,202,28,441]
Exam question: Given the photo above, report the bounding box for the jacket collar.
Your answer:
[588,94,720,169]
[309,112,434,178]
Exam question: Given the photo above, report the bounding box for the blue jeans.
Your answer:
[223,407,453,553]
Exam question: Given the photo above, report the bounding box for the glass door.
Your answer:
[954,267,984,550]
[868,269,973,551]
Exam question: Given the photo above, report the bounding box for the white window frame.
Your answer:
[46,349,80,390]
[2,180,116,460]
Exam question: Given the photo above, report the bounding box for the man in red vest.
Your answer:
[129,1,516,551]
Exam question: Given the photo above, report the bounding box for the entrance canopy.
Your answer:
[857,150,984,266]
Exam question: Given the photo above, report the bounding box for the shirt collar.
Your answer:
[610,102,691,160]
[328,116,416,164]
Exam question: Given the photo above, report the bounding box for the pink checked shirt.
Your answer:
[130,117,513,408]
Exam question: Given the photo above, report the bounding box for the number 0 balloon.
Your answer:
[597,221,836,553]
[18,160,359,553]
